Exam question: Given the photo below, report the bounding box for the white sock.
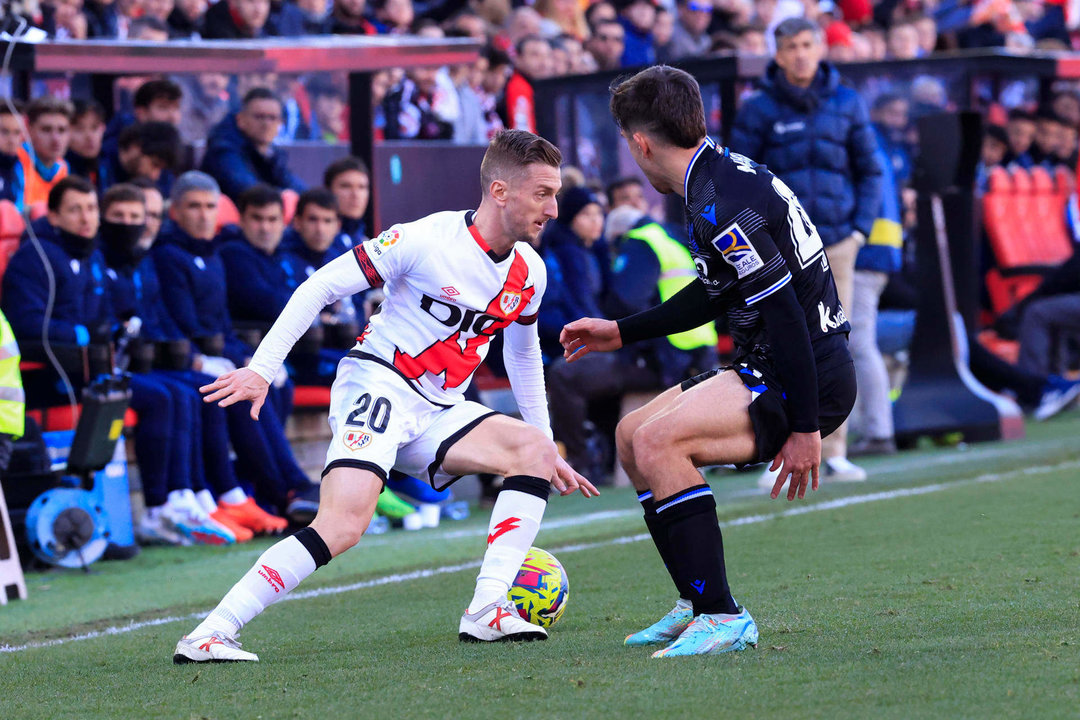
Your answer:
[468,489,547,613]
[191,535,317,638]
[195,489,218,515]
[220,487,247,505]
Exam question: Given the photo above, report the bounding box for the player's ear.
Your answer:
[489,179,509,206]
[632,132,651,159]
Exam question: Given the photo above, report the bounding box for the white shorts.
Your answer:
[324,353,498,490]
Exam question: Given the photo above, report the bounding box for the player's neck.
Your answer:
[667,142,708,199]
[472,203,514,255]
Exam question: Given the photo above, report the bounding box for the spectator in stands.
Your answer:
[666,0,713,60]
[39,0,89,40]
[737,23,768,53]
[66,100,106,190]
[615,0,657,67]
[323,156,370,245]
[982,125,1009,169]
[99,183,249,546]
[652,7,675,59]
[585,18,627,71]
[107,79,184,144]
[535,0,589,40]
[2,176,108,378]
[585,0,617,31]
[871,92,912,189]
[371,0,414,33]
[265,0,310,36]
[153,171,321,522]
[607,176,649,214]
[331,0,377,34]
[308,82,348,144]
[0,102,25,203]
[291,0,333,34]
[1004,108,1036,165]
[731,17,882,483]
[478,46,511,138]
[219,184,295,328]
[100,121,180,196]
[167,0,207,37]
[143,0,175,24]
[203,0,271,38]
[997,253,1080,382]
[886,20,921,59]
[501,35,552,133]
[384,66,456,140]
[129,15,172,41]
[447,9,488,40]
[443,34,489,144]
[11,96,72,212]
[503,6,543,47]
[178,72,231,146]
[201,88,307,200]
[84,0,121,38]
[131,176,165,245]
[1021,109,1068,168]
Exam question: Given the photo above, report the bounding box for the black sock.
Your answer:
[639,491,690,600]
[654,484,738,615]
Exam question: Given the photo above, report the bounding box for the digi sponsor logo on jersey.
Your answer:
[342,429,373,451]
[712,222,764,279]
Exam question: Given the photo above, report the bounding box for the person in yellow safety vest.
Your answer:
[0,309,25,473]
[545,205,718,482]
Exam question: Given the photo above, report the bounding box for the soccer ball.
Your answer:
[507,547,569,627]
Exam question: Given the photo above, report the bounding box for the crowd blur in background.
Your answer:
[1,0,1079,554]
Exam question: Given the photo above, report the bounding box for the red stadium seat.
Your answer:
[293,385,332,407]
[282,188,299,224]
[215,194,241,233]
[26,405,138,432]
[0,199,24,241]
[984,268,1041,315]
[983,168,1028,270]
[1028,167,1072,264]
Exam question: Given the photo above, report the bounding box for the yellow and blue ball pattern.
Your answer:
[507,547,569,628]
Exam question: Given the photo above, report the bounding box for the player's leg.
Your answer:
[174,467,382,663]
[427,412,557,641]
[627,370,763,657]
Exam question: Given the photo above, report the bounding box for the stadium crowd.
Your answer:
[1,0,1080,555]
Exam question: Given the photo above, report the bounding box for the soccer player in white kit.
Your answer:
[174,130,598,663]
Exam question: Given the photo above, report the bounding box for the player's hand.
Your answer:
[768,430,821,501]
[550,456,600,498]
[200,367,271,421]
[560,318,622,361]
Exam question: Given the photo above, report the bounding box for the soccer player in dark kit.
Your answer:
[560,65,856,657]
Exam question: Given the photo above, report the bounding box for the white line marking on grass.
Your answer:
[3,457,1076,655]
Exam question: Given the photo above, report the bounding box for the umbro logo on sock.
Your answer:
[691,579,706,594]
[258,565,285,592]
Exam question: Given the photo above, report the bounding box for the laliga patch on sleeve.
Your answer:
[711,222,764,279]
[370,227,402,257]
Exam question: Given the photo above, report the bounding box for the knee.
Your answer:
[631,420,678,476]
[504,425,559,476]
[311,511,369,556]
[615,416,637,466]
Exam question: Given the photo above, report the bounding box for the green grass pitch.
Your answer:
[1,414,1078,719]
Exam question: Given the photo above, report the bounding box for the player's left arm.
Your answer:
[847,96,884,239]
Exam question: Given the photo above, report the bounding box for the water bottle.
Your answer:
[367,514,390,535]
[442,500,470,521]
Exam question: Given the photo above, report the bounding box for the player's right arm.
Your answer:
[560,279,721,361]
[200,247,377,418]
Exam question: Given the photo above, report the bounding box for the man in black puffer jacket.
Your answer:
[730,17,881,483]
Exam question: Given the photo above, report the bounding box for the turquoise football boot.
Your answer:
[651,606,758,658]
[624,599,694,646]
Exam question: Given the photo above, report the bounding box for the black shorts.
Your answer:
[681,352,857,465]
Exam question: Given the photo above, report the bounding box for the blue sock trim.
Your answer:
[637,491,653,502]
[655,486,713,514]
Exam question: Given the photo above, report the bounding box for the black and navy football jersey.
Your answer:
[683,138,850,357]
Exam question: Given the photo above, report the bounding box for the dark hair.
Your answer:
[482,44,511,69]
[47,175,95,212]
[296,187,339,217]
[773,16,819,43]
[118,122,181,168]
[1008,108,1036,123]
[515,34,547,57]
[134,78,182,109]
[101,183,147,215]
[128,176,158,191]
[241,87,283,110]
[236,183,283,214]
[72,99,106,124]
[479,129,562,192]
[986,125,1009,145]
[26,97,74,125]
[584,1,614,30]
[609,65,706,149]
[0,100,24,117]
[871,92,907,112]
[1036,108,1068,125]
[605,176,643,205]
[323,156,370,188]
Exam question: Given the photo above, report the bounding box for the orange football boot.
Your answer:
[216,497,289,535]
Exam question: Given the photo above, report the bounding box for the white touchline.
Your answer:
[2,458,1075,655]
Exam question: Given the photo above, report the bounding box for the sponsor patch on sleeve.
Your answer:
[711,222,764,279]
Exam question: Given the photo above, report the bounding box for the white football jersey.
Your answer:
[351,210,546,405]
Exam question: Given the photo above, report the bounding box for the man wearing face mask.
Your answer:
[100,184,247,546]
[2,176,111,384]
[153,171,320,523]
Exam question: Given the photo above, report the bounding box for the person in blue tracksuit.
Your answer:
[323,156,370,246]
[153,171,318,521]
[1,176,113,389]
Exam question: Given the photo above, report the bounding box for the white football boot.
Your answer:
[173,632,259,663]
[458,599,548,642]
